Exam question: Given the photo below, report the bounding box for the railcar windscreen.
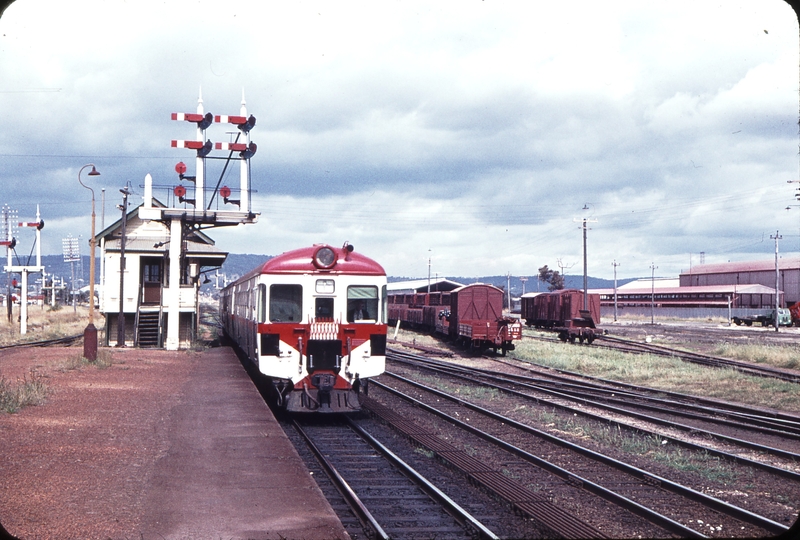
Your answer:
[347,286,378,322]
[269,284,302,322]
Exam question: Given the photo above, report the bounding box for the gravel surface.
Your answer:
[0,345,195,539]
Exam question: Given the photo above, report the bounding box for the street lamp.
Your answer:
[787,205,800,254]
[78,164,101,361]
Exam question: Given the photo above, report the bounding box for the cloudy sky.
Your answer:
[0,0,798,280]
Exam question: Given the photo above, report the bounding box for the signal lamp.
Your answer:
[197,140,213,158]
[239,114,256,133]
[198,112,214,130]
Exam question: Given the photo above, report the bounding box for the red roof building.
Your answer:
[679,257,800,306]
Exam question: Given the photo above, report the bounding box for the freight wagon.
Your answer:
[521,289,601,344]
[389,283,522,354]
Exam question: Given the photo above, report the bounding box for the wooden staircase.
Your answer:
[135,308,162,348]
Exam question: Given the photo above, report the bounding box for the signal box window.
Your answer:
[347,286,378,322]
[315,297,334,320]
[269,284,302,322]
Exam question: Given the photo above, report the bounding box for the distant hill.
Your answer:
[217,255,638,295]
[446,274,637,296]
[4,253,637,297]
[221,255,640,294]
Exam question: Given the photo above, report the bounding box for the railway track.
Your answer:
[374,356,794,537]
[285,416,498,540]
[0,333,82,350]
[388,349,800,477]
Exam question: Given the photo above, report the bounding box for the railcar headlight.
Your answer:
[313,246,337,269]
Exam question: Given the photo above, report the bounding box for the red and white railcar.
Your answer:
[220,243,387,413]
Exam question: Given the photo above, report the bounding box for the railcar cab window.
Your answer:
[347,286,378,322]
[269,284,302,322]
[315,297,334,320]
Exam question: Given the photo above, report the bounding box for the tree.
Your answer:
[538,265,565,291]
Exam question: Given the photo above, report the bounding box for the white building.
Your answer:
[97,199,227,348]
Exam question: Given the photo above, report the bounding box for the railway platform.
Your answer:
[0,345,348,540]
[135,346,349,540]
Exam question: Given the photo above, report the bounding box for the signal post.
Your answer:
[3,206,45,335]
[139,91,259,350]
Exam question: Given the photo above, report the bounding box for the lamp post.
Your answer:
[78,164,101,361]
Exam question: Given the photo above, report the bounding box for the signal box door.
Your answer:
[142,258,163,305]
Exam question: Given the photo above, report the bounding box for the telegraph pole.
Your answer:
[506,272,511,311]
[650,262,658,325]
[117,187,130,347]
[612,260,620,322]
[574,208,597,311]
[427,249,432,293]
[771,231,782,332]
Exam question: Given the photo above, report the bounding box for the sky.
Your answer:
[0,0,798,281]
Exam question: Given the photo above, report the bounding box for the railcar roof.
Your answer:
[257,244,385,276]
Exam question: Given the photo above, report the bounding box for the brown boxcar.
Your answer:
[389,284,521,353]
[521,289,600,343]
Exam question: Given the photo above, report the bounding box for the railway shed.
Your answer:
[679,257,800,306]
[387,277,464,294]
[595,283,779,309]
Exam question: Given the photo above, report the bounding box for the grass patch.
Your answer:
[713,342,800,370]
[414,447,435,459]
[0,371,48,413]
[59,349,113,372]
[511,339,800,413]
[0,304,105,346]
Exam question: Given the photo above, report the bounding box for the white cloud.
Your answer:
[0,0,797,281]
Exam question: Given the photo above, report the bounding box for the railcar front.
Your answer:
[222,243,387,413]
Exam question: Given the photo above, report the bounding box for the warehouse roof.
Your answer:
[387,278,464,293]
[680,257,800,276]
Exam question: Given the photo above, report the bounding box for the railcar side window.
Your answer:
[257,284,267,323]
[381,285,388,324]
[347,286,378,322]
[269,284,302,322]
